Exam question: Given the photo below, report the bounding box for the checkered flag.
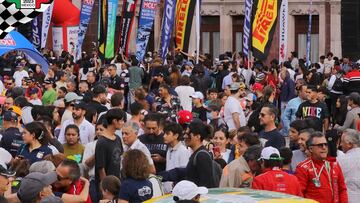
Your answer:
[0,0,53,39]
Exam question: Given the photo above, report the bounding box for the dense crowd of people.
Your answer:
[0,48,359,203]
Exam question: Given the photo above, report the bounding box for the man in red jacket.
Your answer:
[252,147,302,196]
[295,132,348,203]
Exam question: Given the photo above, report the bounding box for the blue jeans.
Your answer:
[90,179,100,203]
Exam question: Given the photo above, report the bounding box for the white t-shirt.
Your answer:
[29,99,42,105]
[224,96,246,131]
[175,85,195,111]
[58,118,95,144]
[82,140,97,178]
[0,147,12,169]
[13,70,29,87]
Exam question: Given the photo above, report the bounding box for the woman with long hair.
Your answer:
[118,149,153,203]
[17,122,52,164]
[333,95,348,126]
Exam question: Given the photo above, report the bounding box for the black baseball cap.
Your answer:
[0,165,15,178]
[74,100,87,110]
[3,110,19,122]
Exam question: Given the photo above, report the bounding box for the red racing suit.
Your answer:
[295,157,348,203]
[252,167,302,196]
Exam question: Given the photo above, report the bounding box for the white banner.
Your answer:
[67,27,79,57]
[52,26,78,57]
[279,0,288,63]
[41,2,54,48]
[52,27,63,57]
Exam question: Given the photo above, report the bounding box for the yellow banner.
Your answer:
[252,0,279,53]
[175,0,196,52]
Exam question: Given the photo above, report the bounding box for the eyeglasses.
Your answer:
[6,83,13,85]
[57,174,69,181]
[259,113,267,117]
[311,143,328,148]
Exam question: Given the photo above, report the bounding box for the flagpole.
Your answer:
[195,0,200,64]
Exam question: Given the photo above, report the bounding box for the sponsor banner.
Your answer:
[160,0,176,59]
[31,15,42,50]
[67,27,78,57]
[175,0,196,52]
[52,26,78,57]
[118,0,139,56]
[279,0,288,63]
[251,0,280,60]
[306,0,313,67]
[76,0,95,60]
[41,1,54,49]
[98,0,108,60]
[52,27,63,56]
[105,0,119,59]
[243,0,253,58]
[136,0,158,61]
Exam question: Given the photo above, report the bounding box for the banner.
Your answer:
[159,0,176,59]
[243,0,253,57]
[31,15,42,50]
[306,0,313,67]
[105,0,119,59]
[175,0,196,52]
[136,0,158,61]
[251,0,280,60]
[279,0,288,63]
[76,0,95,60]
[118,0,139,56]
[98,0,108,60]
[41,2,54,49]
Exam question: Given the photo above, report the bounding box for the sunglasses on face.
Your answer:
[57,174,69,181]
[311,143,328,148]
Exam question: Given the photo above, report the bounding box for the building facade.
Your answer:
[75,0,343,62]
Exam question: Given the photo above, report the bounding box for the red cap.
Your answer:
[334,65,341,72]
[177,110,193,124]
[252,83,264,92]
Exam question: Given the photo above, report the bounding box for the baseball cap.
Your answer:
[185,61,193,67]
[229,82,246,91]
[172,180,208,201]
[9,106,22,117]
[17,172,57,202]
[177,110,193,125]
[74,100,87,110]
[3,110,19,122]
[189,91,204,100]
[252,83,264,92]
[29,88,39,95]
[255,72,266,83]
[40,196,64,203]
[245,93,255,102]
[155,72,165,77]
[259,147,283,161]
[64,92,83,103]
[43,79,54,84]
[0,165,15,178]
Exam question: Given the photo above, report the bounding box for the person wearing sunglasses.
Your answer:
[295,131,348,203]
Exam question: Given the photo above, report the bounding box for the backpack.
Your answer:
[332,76,344,92]
[193,150,222,187]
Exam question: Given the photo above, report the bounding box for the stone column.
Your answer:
[220,6,233,53]
[330,0,342,57]
[287,14,295,58]
[318,5,326,56]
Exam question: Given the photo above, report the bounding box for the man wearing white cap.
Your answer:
[172,180,208,203]
[190,91,207,122]
[252,147,302,196]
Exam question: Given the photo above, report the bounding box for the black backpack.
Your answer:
[332,76,344,92]
[193,150,222,187]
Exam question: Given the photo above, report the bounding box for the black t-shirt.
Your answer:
[139,133,167,172]
[118,178,153,203]
[0,127,23,157]
[109,75,122,90]
[192,106,207,122]
[95,135,123,188]
[296,100,330,131]
[259,129,285,150]
[87,100,108,115]
[186,146,215,188]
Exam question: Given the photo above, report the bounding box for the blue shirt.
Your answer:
[118,178,153,203]
[281,97,303,135]
[17,144,52,164]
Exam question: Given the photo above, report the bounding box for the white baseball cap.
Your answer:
[190,91,204,100]
[259,147,282,160]
[172,180,208,200]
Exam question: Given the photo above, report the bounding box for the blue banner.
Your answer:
[306,0,313,68]
[76,0,95,60]
[105,0,119,59]
[160,0,176,59]
[242,0,253,57]
[136,0,158,61]
[31,15,42,50]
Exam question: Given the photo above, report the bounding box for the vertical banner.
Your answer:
[41,2,54,49]
[243,0,253,58]
[195,0,200,64]
[279,0,288,63]
[98,0,108,60]
[159,0,176,59]
[251,0,280,60]
[31,15,42,50]
[136,0,158,61]
[52,27,64,56]
[105,0,119,59]
[306,0,313,67]
[175,0,196,52]
[76,0,95,60]
[118,0,139,56]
